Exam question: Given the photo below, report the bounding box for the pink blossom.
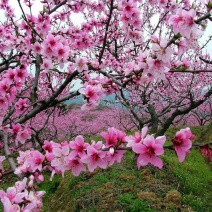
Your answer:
[81,101,99,111]
[44,33,59,49]
[34,172,44,183]
[41,58,53,71]
[132,135,166,169]
[75,58,88,72]
[15,98,28,114]
[90,140,103,150]
[16,127,31,145]
[0,196,21,212]
[65,157,86,176]
[27,150,45,172]
[0,177,45,211]
[32,42,42,55]
[200,144,212,161]
[152,39,174,63]
[121,0,137,18]
[0,180,27,207]
[51,144,70,176]
[11,123,21,136]
[7,87,17,104]
[81,145,107,172]
[14,177,27,193]
[0,79,10,96]
[177,38,187,58]
[0,97,8,110]
[172,127,195,162]
[43,140,54,161]
[126,126,148,147]
[15,150,44,174]
[15,150,31,175]
[101,127,126,148]
[23,190,45,211]
[14,68,28,82]
[69,135,89,159]
[56,43,69,61]
[79,85,101,103]
[4,68,16,83]
[106,150,126,166]
[168,8,197,39]
[147,58,169,73]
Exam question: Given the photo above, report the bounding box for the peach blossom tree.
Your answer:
[0,0,212,210]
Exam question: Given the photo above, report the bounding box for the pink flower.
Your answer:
[7,87,17,104]
[172,127,195,162]
[177,38,187,58]
[121,0,136,18]
[43,140,54,161]
[65,157,86,176]
[15,150,31,175]
[106,150,126,166]
[14,177,27,193]
[14,68,28,82]
[0,97,8,110]
[44,33,58,49]
[69,135,89,159]
[4,68,16,83]
[0,177,45,211]
[75,58,88,72]
[101,127,126,148]
[147,58,169,73]
[56,43,69,60]
[152,38,174,63]
[126,126,148,147]
[0,79,10,96]
[23,190,45,211]
[16,127,31,145]
[11,123,21,136]
[200,144,212,161]
[41,58,53,71]
[132,135,166,169]
[27,150,45,172]
[15,98,28,114]
[32,42,42,55]
[79,85,101,103]
[51,144,70,176]
[0,196,21,211]
[81,101,99,111]
[81,145,107,172]
[168,8,197,39]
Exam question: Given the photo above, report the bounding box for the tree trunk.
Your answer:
[0,131,22,179]
[148,104,159,134]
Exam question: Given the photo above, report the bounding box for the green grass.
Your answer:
[118,193,154,212]
[37,171,62,210]
[163,149,212,211]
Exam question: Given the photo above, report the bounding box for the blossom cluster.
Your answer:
[0,67,27,127]
[11,127,195,182]
[0,178,45,211]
